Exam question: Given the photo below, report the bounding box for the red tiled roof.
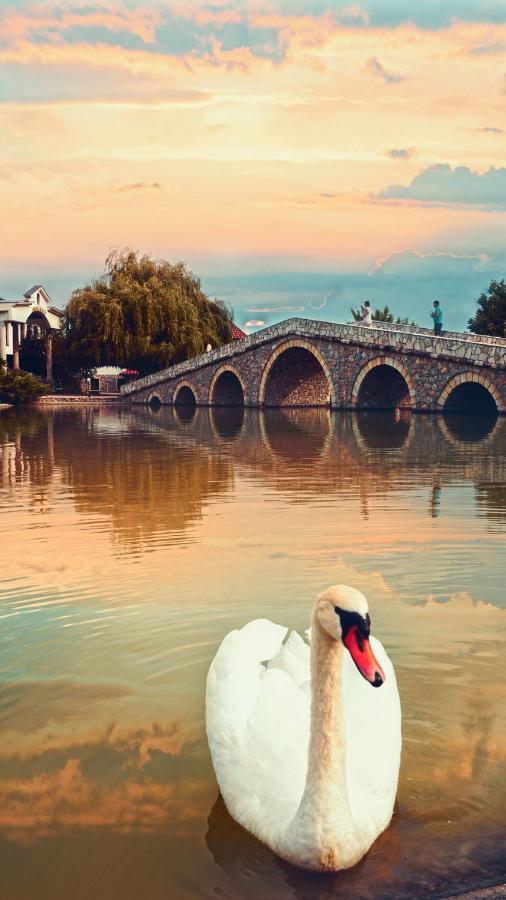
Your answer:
[231,323,246,340]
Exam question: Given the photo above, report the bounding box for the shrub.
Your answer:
[350,305,416,325]
[0,368,50,405]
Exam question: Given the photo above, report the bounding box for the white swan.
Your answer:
[206,585,402,872]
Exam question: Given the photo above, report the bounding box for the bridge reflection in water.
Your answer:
[1,405,504,546]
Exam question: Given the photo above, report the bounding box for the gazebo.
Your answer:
[0,286,63,381]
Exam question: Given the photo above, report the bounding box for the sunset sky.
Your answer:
[1,0,506,330]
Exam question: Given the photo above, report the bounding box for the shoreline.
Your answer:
[37,394,126,404]
[438,886,506,899]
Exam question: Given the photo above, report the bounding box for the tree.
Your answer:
[20,334,46,378]
[468,279,506,337]
[20,332,86,392]
[64,249,234,376]
[0,367,49,404]
[350,305,416,325]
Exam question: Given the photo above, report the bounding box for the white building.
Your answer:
[0,286,63,380]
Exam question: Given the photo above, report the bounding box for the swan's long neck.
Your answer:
[282,618,360,870]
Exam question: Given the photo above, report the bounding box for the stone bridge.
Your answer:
[121,318,506,414]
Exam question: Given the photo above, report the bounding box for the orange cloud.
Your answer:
[0,4,161,44]
[0,757,208,842]
[1,9,506,273]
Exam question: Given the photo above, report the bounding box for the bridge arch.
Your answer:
[173,380,198,406]
[147,391,162,409]
[351,356,415,409]
[209,365,246,406]
[258,339,335,407]
[438,372,502,413]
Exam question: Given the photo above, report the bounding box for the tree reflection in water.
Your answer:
[1,406,506,543]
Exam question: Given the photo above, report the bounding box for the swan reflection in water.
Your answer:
[206,794,406,900]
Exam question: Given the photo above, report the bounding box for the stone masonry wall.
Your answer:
[123,318,506,413]
[264,347,330,406]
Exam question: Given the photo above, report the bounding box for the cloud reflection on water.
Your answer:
[0,407,505,898]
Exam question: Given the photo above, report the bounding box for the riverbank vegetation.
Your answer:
[0,367,49,405]
[350,305,416,325]
[468,280,506,337]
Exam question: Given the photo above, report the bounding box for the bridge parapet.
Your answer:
[370,320,506,346]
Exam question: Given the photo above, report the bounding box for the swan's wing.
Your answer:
[206,619,310,846]
[343,636,402,833]
[267,628,310,685]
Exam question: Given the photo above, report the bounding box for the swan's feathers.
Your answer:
[206,619,310,843]
[206,617,400,847]
[266,628,309,685]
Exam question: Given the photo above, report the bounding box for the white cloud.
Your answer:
[378,163,506,210]
[374,248,490,276]
[247,305,305,313]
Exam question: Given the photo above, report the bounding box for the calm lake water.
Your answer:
[0,405,505,900]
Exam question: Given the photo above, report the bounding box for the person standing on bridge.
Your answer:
[360,301,372,326]
[430,300,443,336]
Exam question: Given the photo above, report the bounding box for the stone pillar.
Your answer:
[12,324,20,370]
[45,331,53,382]
[0,322,6,366]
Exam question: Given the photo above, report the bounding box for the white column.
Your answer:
[0,322,6,366]
[12,324,20,370]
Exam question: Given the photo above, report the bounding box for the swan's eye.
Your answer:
[335,607,371,641]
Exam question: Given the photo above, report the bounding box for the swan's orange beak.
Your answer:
[343,626,385,687]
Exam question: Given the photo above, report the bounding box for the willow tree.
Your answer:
[64,249,233,375]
